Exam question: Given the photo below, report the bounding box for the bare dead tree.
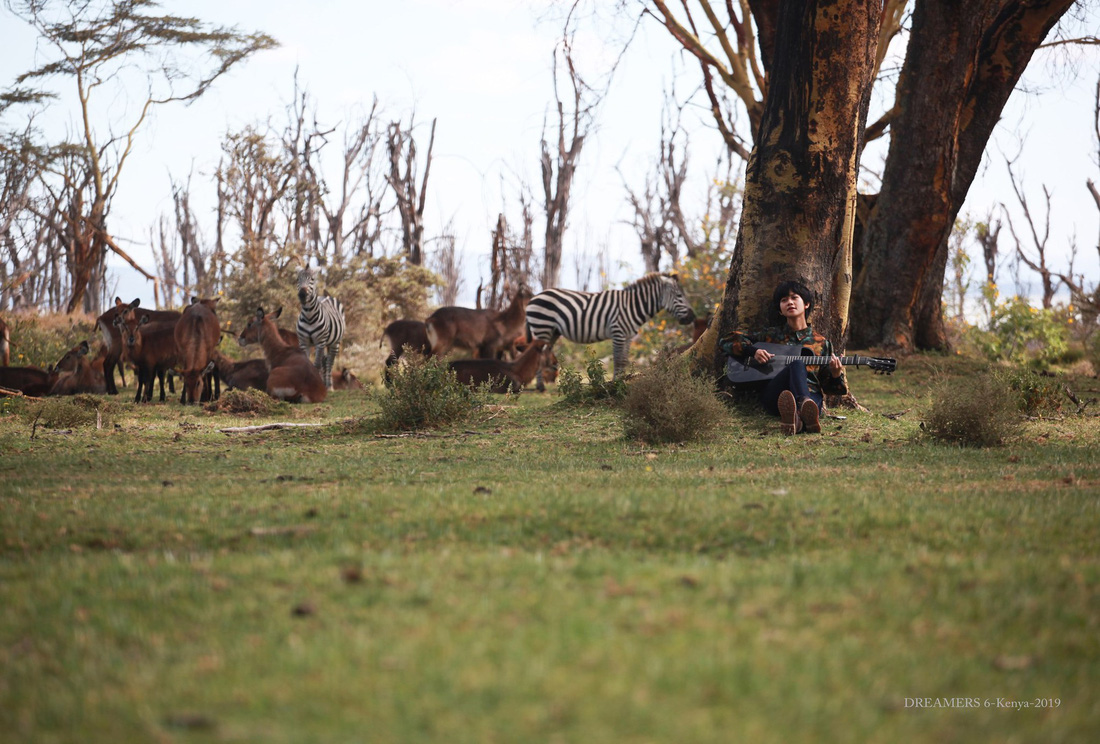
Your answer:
[623,98,694,272]
[217,127,296,282]
[486,201,539,311]
[1003,155,1062,308]
[946,218,973,319]
[976,208,1002,286]
[698,150,741,257]
[541,35,599,290]
[387,115,436,266]
[151,214,180,307]
[429,226,463,306]
[1053,74,1100,330]
[307,97,387,263]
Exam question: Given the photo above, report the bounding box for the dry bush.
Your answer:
[621,352,727,444]
[204,388,290,416]
[376,354,488,431]
[923,372,1021,447]
[23,395,115,429]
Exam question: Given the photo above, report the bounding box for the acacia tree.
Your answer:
[1,0,275,313]
[644,0,1077,354]
[696,0,880,375]
[849,0,1077,349]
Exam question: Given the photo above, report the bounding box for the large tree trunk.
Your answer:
[709,0,880,373]
[850,0,1075,351]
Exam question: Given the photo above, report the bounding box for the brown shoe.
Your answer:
[800,398,821,433]
[778,390,800,435]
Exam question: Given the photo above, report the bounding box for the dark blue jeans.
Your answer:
[759,360,822,417]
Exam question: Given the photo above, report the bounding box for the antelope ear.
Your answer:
[115,297,124,307]
[129,298,141,309]
[79,340,90,355]
[274,307,283,319]
[255,307,265,319]
[191,296,199,305]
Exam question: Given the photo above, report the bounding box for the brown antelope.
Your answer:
[48,341,107,396]
[511,335,558,383]
[0,315,9,366]
[0,365,56,397]
[238,321,301,351]
[211,351,269,392]
[97,298,181,395]
[241,307,327,403]
[425,286,532,359]
[118,314,179,403]
[448,338,548,393]
[673,313,713,354]
[175,297,222,404]
[381,319,431,365]
[332,367,364,390]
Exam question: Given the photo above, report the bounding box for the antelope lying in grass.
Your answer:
[211,351,269,392]
[48,341,107,395]
[332,368,364,390]
[240,307,326,403]
[448,338,548,393]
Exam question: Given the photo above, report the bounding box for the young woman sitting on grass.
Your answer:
[719,280,848,435]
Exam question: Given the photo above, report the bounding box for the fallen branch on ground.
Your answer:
[1,385,40,400]
[220,423,323,434]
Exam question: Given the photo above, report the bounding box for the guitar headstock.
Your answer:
[868,357,897,375]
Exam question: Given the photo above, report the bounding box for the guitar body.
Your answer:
[725,343,812,384]
[725,342,896,384]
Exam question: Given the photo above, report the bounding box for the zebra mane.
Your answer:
[629,272,678,289]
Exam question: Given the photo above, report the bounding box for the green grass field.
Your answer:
[2,353,1098,743]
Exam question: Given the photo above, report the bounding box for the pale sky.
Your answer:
[2,0,1098,312]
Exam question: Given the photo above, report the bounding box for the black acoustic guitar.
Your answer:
[725,342,897,384]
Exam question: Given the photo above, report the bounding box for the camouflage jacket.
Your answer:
[719,324,849,397]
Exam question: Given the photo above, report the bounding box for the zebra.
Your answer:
[295,266,346,390]
[524,272,696,391]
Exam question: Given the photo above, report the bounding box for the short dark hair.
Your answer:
[772,280,814,319]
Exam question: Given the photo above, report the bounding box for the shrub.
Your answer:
[557,354,627,406]
[375,354,488,431]
[967,294,1070,369]
[992,366,1062,416]
[923,371,1020,447]
[23,395,115,430]
[205,388,291,416]
[621,353,728,444]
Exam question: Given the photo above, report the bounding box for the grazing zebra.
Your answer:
[295,267,346,390]
[524,272,696,391]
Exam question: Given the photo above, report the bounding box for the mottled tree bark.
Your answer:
[705,0,880,375]
[850,0,1075,351]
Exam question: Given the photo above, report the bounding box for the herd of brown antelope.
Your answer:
[382,286,561,392]
[0,299,362,404]
[0,288,710,403]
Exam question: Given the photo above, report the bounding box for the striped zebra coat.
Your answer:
[295,267,346,390]
[524,272,696,390]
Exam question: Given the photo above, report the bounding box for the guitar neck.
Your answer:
[774,355,863,366]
